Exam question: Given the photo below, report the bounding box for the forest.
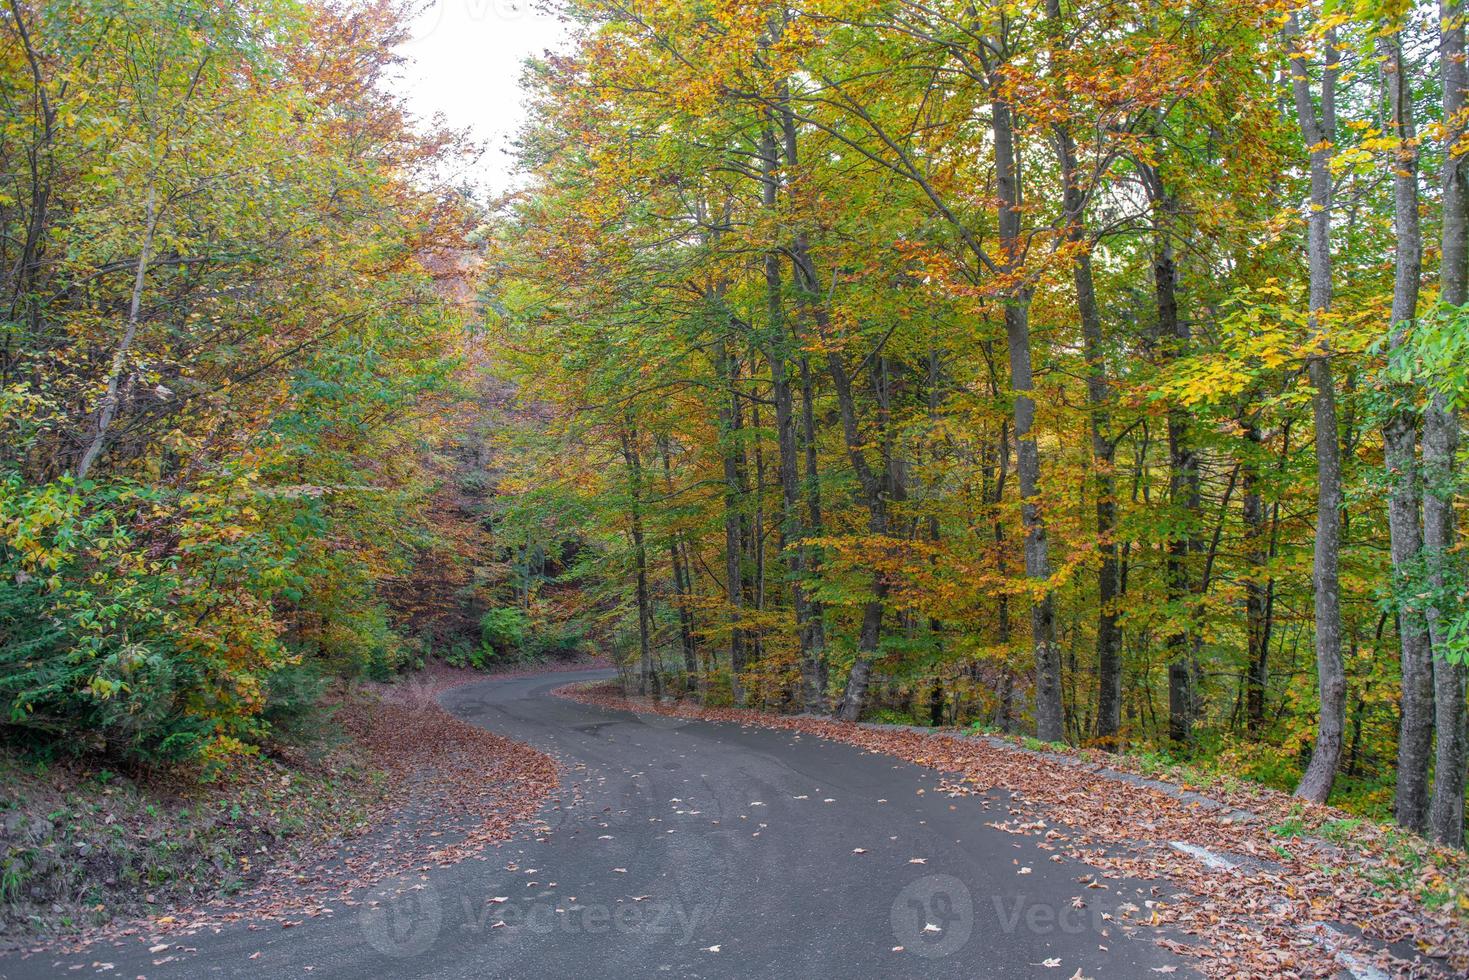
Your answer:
[1,0,1467,900]
[485,0,1469,848]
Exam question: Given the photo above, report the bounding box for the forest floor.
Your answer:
[0,658,605,952]
[559,681,1469,977]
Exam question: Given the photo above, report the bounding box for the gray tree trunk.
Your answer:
[1051,102,1121,744]
[821,337,889,722]
[621,428,660,699]
[1148,176,1199,749]
[1243,421,1269,732]
[991,89,1062,743]
[1286,16,1346,804]
[714,334,749,706]
[659,437,699,692]
[767,106,831,715]
[1379,32,1434,832]
[78,186,158,481]
[1430,0,1468,848]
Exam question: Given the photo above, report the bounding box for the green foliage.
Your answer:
[0,474,278,762]
[1387,303,1469,411]
[0,0,474,768]
[480,607,530,653]
[522,619,589,660]
[868,708,923,726]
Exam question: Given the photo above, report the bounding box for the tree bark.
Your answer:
[1050,92,1121,745]
[821,337,888,722]
[1286,16,1346,804]
[658,436,699,691]
[3,0,59,391]
[765,107,831,714]
[798,355,830,699]
[1243,417,1272,733]
[621,427,660,699]
[1430,0,1468,848]
[78,185,159,481]
[991,85,1063,743]
[713,333,749,706]
[775,109,878,719]
[1139,155,1199,749]
[1378,31,1434,832]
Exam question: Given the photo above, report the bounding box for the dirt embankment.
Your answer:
[1,666,566,953]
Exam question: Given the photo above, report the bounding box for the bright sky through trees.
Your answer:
[396,0,568,191]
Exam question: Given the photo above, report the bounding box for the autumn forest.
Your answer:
[489,0,1469,848]
[3,0,1469,937]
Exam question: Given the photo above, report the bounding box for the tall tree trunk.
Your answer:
[1162,294,1199,748]
[778,111,876,719]
[621,427,659,699]
[993,416,1015,732]
[990,85,1063,743]
[2,0,61,396]
[714,333,749,705]
[1138,145,1198,748]
[1048,75,1121,745]
[1243,416,1272,733]
[658,436,699,691]
[764,110,830,714]
[1378,31,1434,832]
[798,354,830,703]
[1286,16,1347,804]
[1430,0,1468,848]
[820,337,888,722]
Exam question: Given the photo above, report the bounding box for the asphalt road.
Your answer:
[3,669,1193,978]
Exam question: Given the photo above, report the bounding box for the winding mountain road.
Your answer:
[4,669,1193,978]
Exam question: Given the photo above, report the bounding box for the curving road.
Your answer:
[3,669,1192,978]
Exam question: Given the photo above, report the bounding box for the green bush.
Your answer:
[523,619,587,660]
[0,477,279,764]
[479,607,530,652]
[261,663,333,745]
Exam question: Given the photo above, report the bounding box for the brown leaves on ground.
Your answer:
[558,682,1469,978]
[27,673,557,956]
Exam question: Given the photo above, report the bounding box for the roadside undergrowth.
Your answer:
[3,671,559,955]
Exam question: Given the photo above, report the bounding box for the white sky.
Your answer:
[394,1,571,194]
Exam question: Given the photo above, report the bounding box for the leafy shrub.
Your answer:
[480,607,530,653]
[523,619,587,660]
[0,476,282,763]
[443,641,483,670]
[261,663,333,746]
[868,708,921,726]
